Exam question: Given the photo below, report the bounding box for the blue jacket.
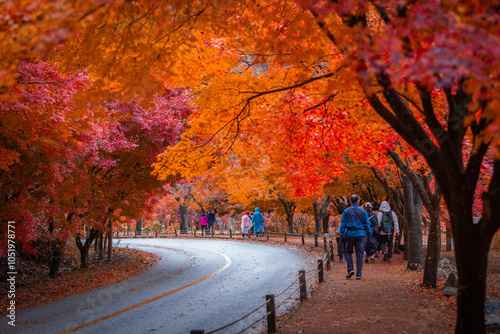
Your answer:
[339,204,371,239]
[251,208,264,232]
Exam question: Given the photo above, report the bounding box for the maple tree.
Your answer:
[0,56,192,274]
[71,88,192,268]
[0,59,90,260]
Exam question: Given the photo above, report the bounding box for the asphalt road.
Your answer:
[2,238,319,334]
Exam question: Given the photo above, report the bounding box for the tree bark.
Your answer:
[312,196,330,236]
[422,193,442,287]
[322,213,330,235]
[403,175,424,270]
[49,239,64,279]
[76,229,99,269]
[107,221,112,260]
[48,219,64,279]
[98,232,104,260]
[278,196,296,233]
[386,150,442,281]
[179,205,188,234]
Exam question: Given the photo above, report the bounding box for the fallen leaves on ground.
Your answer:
[0,247,159,313]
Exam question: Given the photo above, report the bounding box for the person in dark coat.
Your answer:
[364,202,379,263]
[338,194,371,280]
[207,210,216,234]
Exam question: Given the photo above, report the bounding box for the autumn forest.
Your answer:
[1,1,499,333]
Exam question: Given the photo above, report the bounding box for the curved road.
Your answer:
[2,238,319,334]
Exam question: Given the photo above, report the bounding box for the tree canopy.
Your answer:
[1,1,499,332]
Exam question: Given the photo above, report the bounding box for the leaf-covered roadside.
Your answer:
[278,249,500,334]
[0,247,159,313]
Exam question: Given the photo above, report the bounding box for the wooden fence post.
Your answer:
[326,251,331,271]
[229,229,232,238]
[299,270,307,302]
[329,241,334,262]
[266,294,276,333]
[194,229,197,238]
[301,234,305,245]
[318,259,324,283]
[323,237,327,252]
[175,229,178,237]
[314,235,318,248]
[284,232,287,242]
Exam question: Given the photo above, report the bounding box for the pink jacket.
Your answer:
[242,214,251,227]
[200,216,208,226]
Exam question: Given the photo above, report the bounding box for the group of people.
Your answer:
[199,208,266,236]
[199,210,222,235]
[332,194,400,280]
[241,208,265,236]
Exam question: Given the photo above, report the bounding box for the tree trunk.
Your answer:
[413,180,423,236]
[313,196,331,236]
[454,216,491,334]
[322,213,330,235]
[80,246,89,269]
[313,201,322,236]
[107,221,112,260]
[76,229,99,269]
[49,240,64,279]
[403,176,424,270]
[135,220,142,235]
[451,161,500,334]
[98,233,104,260]
[179,205,188,234]
[422,195,442,287]
[48,219,64,279]
[278,197,296,233]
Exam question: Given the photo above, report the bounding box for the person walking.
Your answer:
[377,201,399,263]
[215,216,222,232]
[331,206,345,263]
[200,214,209,235]
[338,194,371,280]
[241,211,252,236]
[207,210,216,234]
[251,208,264,236]
[364,202,379,263]
[371,200,382,257]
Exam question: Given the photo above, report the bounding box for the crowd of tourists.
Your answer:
[199,207,266,236]
[332,194,400,280]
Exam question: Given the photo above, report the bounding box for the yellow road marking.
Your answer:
[58,246,231,334]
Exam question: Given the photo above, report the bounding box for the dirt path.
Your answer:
[277,253,456,334]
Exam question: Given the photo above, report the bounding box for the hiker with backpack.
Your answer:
[338,194,371,280]
[364,202,379,263]
[377,201,399,263]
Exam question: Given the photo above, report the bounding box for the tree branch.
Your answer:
[387,149,432,211]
